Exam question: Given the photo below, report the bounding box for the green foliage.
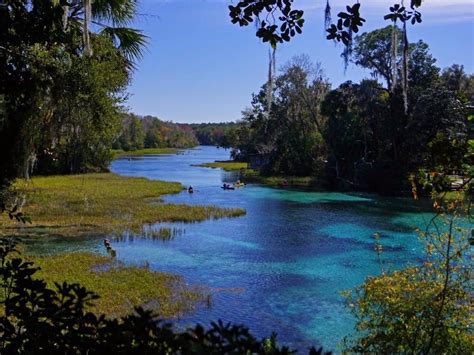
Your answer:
[33,36,130,174]
[232,55,329,177]
[114,114,198,151]
[0,0,145,183]
[0,239,329,354]
[440,64,474,103]
[321,80,394,190]
[228,31,470,194]
[31,252,206,318]
[129,114,145,150]
[407,88,468,171]
[188,122,239,147]
[352,26,439,92]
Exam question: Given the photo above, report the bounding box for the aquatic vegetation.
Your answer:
[112,148,178,158]
[29,252,207,318]
[240,169,317,188]
[194,160,248,171]
[0,174,245,237]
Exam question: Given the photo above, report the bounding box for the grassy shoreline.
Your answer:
[29,252,207,317]
[240,169,318,188]
[0,173,245,237]
[0,172,245,319]
[196,160,318,188]
[112,147,179,158]
[193,160,248,171]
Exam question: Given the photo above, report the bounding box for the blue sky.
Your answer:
[127,0,474,123]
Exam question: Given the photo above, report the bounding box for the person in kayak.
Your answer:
[188,186,194,193]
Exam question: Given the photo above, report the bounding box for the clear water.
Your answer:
[25,146,436,352]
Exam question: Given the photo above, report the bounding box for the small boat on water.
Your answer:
[234,180,245,188]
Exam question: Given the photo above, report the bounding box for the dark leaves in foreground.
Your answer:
[0,239,329,354]
[229,0,304,48]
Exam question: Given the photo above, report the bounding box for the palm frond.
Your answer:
[93,0,138,26]
[100,26,147,63]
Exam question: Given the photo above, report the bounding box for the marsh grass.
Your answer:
[240,169,317,188]
[30,252,207,317]
[0,173,245,237]
[193,160,248,171]
[112,148,178,158]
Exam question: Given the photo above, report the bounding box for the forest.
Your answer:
[113,114,198,151]
[224,28,473,194]
[0,0,473,353]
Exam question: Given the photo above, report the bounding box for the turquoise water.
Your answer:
[28,146,436,351]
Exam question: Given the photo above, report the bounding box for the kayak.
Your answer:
[221,186,235,190]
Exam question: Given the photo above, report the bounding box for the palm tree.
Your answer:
[56,0,147,63]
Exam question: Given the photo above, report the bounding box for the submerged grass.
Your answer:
[0,173,245,237]
[194,160,248,171]
[112,148,178,158]
[30,252,207,318]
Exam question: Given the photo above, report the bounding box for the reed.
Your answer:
[0,173,245,237]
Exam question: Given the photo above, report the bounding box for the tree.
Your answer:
[233,55,329,176]
[33,36,129,174]
[440,64,474,103]
[321,80,394,190]
[0,0,145,185]
[128,115,145,150]
[352,26,439,93]
[406,88,468,171]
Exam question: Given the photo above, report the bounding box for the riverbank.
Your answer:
[193,160,248,171]
[197,160,318,188]
[0,171,244,319]
[112,148,179,158]
[240,169,318,188]
[0,173,245,237]
[30,252,207,317]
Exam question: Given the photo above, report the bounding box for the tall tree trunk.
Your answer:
[83,0,92,56]
[391,23,398,92]
[401,12,409,113]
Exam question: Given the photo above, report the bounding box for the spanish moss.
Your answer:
[266,46,276,117]
[342,27,353,72]
[324,0,332,31]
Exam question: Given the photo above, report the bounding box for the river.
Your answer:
[110,146,435,351]
[30,146,434,351]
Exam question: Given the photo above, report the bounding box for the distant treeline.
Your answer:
[187,122,238,147]
[113,116,239,151]
[112,114,198,151]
